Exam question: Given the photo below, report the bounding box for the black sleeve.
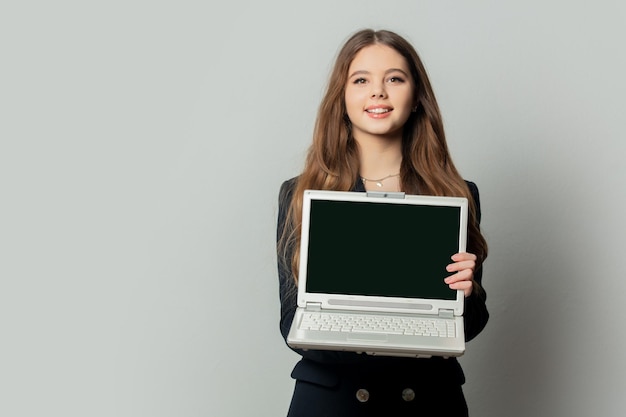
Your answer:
[463,181,489,342]
[276,178,368,364]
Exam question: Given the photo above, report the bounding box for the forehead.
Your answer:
[348,44,410,73]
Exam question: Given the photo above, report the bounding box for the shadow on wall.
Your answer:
[464,159,584,416]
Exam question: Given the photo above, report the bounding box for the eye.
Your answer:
[353,77,367,84]
[388,76,405,83]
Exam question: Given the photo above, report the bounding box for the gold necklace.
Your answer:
[360,173,400,188]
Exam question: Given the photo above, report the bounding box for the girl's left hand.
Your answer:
[444,252,477,298]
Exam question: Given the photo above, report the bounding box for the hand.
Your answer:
[444,252,477,298]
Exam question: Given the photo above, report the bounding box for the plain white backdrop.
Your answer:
[1,1,625,416]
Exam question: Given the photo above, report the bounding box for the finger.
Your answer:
[447,279,473,297]
[451,252,477,262]
[444,269,473,285]
[446,260,476,273]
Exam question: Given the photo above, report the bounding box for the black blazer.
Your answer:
[276,177,489,414]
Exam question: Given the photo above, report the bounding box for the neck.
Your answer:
[355,134,403,180]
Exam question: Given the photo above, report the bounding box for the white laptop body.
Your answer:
[287,189,468,358]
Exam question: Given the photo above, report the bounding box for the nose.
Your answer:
[370,82,387,98]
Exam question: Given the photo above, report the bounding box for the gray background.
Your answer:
[2,1,625,416]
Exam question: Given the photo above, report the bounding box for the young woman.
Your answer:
[277,29,489,417]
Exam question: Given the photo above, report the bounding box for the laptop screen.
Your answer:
[305,198,461,300]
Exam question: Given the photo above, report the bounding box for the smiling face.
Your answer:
[344,44,415,144]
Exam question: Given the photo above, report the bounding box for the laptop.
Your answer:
[287,189,468,358]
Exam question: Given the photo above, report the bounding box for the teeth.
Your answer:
[367,108,390,114]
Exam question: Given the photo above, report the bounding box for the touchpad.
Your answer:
[347,333,388,342]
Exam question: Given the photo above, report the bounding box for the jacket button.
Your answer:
[402,388,415,402]
[356,388,370,403]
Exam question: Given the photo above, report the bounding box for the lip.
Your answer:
[364,105,393,119]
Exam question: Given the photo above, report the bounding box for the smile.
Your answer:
[366,108,391,114]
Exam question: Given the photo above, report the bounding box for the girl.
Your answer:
[277,28,488,417]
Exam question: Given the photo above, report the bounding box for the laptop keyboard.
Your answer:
[299,312,456,338]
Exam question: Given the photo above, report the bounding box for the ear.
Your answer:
[411,97,419,112]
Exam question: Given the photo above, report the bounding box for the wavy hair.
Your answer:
[279,29,488,289]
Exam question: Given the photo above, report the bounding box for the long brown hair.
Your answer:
[279,29,488,288]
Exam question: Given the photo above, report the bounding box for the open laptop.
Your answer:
[287,189,468,358]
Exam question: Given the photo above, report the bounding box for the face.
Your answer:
[344,44,415,143]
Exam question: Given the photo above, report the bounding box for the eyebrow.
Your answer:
[348,68,410,79]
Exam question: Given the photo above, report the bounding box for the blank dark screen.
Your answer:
[305,199,461,300]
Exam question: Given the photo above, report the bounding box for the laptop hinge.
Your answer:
[366,191,406,199]
[305,302,322,312]
[439,309,454,319]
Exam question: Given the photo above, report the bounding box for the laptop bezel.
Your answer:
[297,189,468,316]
